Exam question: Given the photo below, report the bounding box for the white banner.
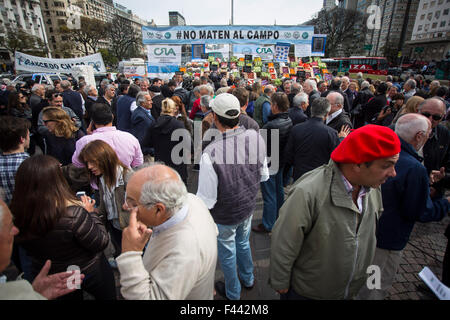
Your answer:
[233,44,275,60]
[147,45,182,65]
[205,44,230,59]
[295,44,312,58]
[15,51,106,73]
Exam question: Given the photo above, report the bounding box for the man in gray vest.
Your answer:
[253,85,275,128]
[197,93,269,300]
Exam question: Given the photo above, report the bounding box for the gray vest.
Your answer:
[204,126,266,225]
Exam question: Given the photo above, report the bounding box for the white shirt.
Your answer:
[326,108,343,125]
[196,153,269,209]
[130,101,138,112]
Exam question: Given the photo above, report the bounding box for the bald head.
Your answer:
[326,91,344,114]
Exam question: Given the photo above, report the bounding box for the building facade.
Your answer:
[406,0,450,61]
[169,11,185,26]
[0,0,48,68]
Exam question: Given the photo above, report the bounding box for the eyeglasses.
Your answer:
[52,93,63,98]
[420,112,443,121]
[43,119,56,124]
[124,192,140,210]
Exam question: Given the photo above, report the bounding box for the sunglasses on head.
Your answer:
[52,93,63,98]
[420,112,443,121]
[43,119,56,124]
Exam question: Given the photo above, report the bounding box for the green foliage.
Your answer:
[0,28,48,56]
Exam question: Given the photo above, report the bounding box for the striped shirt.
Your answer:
[0,152,29,204]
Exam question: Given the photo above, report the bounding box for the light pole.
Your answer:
[38,17,51,58]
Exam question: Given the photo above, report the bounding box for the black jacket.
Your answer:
[288,107,308,126]
[151,94,164,120]
[62,89,84,123]
[16,205,110,278]
[306,90,321,117]
[44,130,84,166]
[262,112,293,163]
[327,111,353,132]
[321,89,351,113]
[143,115,189,183]
[364,93,387,124]
[284,117,340,181]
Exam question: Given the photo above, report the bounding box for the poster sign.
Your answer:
[233,44,275,60]
[15,51,106,73]
[147,45,182,65]
[142,25,314,45]
[294,44,312,58]
[205,44,230,60]
[192,44,205,60]
[311,35,327,57]
[274,42,290,62]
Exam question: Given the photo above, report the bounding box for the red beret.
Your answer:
[331,125,401,164]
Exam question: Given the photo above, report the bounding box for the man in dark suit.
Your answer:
[321,78,351,114]
[131,91,155,156]
[149,85,164,120]
[284,98,348,182]
[288,92,309,126]
[326,92,353,132]
[340,76,354,108]
[61,80,85,130]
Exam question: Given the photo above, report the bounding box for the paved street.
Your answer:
[108,166,449,300]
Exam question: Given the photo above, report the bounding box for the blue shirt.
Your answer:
[0,152,29,204]
[262,101,272,125]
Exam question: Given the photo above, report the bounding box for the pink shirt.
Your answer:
[72,126,144,168]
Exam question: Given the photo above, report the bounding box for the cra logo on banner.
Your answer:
[256,47,273,55]
[154,48,177,56]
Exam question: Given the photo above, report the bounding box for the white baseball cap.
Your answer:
[210,93,241,119]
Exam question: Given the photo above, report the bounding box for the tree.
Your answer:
[311,8,367,57]
[106,18,142,61]
[98,48,119,68]
[59,16,108,55]
[0,28,48,57]
[381,41,399,65]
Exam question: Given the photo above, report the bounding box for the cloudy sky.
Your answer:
[115,0,324,26]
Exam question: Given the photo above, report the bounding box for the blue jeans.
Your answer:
[216,215,254,300]
[261,169,284,231]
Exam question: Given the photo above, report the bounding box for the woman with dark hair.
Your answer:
[7,91,32,120]
[11,155,116,300]
[79,140,131,261]
[42,107,84,165]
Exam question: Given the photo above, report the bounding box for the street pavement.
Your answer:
[107,165,449,300]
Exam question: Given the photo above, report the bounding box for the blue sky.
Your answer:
[116,0,323,26]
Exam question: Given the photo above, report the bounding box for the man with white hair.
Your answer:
[116,164,218,299]
[326,92,352,132]
[351,80,374,128]
[83,84,98,124]
[253,84,275,127]
[356,114,450,300]
[341,76,354,107]
[139,79,150,92]
[288,92,309,126]
[303,79,321,117]
[189,84,214,120]
[403,79,417,102]
[97,84,116,109]
[131,91,155,157]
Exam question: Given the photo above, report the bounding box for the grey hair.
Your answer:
[199,84,214,96]
[136,91,150,107]
[341,76,350,84]
[291,82,303,95]
[106,84,115,91]
[84,84,96,96]
[328,91,344,107]
[100,79,109,87]
[305,79,317,91]
[311,97,331,118]
[200,95,212,110]
[264,85,275,94]
[193,86,201,93]
[405,79,417,89]
[31,84,43,93]
[140,78,149,85]
[395,113,429,143]
[293,92,308,107]
[220,78,228,87]
[138,165,188,217]
[60,80,71,90]
[215,87,229,95]
[357,72,363,79]
[361,81,370,90]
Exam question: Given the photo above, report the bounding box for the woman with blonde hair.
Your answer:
[393,95,425,123]
[143,98,188,183]
[79,140,131,261]
[171,95,193,136]
[42,106,84,165]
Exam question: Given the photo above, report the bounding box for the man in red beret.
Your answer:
[269,124,400,300]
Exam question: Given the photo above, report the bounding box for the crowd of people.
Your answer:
[0,68,449,300]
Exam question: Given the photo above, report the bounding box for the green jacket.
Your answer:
[253,94,271,128]
[269,160,383,300]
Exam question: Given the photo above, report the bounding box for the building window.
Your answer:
[423,2,428,9]
[440,21,446,27]
[435,11,440,19]
[425,23,430,31]
[427,12,433,20]
[430,0,436,6]
[444,8,449,15]
[420,14,425,20]
[432,22,438,28]
[418,25,423,31]
[438,0,443,4]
